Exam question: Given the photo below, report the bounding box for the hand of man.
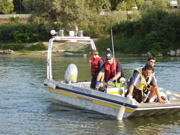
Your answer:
[95,82,100,89]
[158,97,167,103]
[108,78,113,84]
[127,94,139,105]
[127,94,133,101]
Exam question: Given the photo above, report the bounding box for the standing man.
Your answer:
[126,64,166,103]
[90,50,104,89]
[104,53,125,84]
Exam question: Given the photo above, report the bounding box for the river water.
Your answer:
[0,55,179,135]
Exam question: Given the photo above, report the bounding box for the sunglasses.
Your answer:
[149,61,155,64]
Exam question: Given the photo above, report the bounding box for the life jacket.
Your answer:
[133,67,152,96]
[91,57,102,77]
[105,60,120,82]
[89,57,93,70]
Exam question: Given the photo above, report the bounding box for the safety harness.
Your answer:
[135,68,152,96]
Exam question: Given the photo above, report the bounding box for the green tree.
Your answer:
[139,0,153,12]
[126,0,136,10]
[178,0,180,7]
[0,0,14,14]
[139,0,170,12]
[136,0,144,8]
[23,0,110,31]
[111,9,180,55]
[13,0,25,13]
[116,1,127,11]
[110,0,136,11]
[109,0,122,10]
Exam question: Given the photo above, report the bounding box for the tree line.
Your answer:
[95,10,180,56]
[0,0,137,14]
[0,0,180,55]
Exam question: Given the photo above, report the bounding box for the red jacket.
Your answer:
[105,60,120,82]
[91,57,102,77]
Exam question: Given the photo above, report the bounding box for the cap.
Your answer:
[106,48,111,53]
[106,53,113,60]
[90,50,98,55]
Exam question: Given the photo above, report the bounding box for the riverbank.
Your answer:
[0,48,141,58]
[0,50,46,57]
[1,50,180,61]
[0,41,180,58]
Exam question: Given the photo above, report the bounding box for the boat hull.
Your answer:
[44,79,180,120]
[47,88,134,119]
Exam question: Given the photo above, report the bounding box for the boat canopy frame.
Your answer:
[47,36,97,80]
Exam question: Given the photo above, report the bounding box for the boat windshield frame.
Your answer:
[47,36,97,80]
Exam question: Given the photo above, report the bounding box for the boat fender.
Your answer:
[64,64,78,83]
[117,106,125,120]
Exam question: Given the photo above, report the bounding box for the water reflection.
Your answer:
[47,103,110,120]
[46,103,180,135]
[127,114,180,134]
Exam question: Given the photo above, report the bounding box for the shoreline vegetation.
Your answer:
[0,41,180,58]
[0,1,180,57]
[0,38,180,57]
[0,41,141,57]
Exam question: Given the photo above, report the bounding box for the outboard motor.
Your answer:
[64,64,78,83]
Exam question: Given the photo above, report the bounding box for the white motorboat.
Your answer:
[44,30,180,120]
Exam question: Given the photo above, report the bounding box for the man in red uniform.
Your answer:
[90,50,105,89]
[104,53,125,84]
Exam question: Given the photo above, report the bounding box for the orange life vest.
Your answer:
[91,57,102,77]
[105,60,120,82]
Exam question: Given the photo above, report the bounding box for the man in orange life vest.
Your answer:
[90,50,105,89]
[105,53,125,84]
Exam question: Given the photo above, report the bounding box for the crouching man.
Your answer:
[126,64,166,103]
[104,53,125,84]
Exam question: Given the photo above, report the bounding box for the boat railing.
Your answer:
[47,30,97,80]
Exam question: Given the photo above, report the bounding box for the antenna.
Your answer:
[110,27,117,86]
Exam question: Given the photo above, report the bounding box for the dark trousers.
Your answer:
[132,89,143,103]
[90,77,97,89]
[125,88,143,103]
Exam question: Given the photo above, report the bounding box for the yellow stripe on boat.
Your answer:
[125,108,134,113]
[48,89,134,113]
[48,89,78,98]
[107,91,124,95]
[92,100,120,109]
[93,100,134,113]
